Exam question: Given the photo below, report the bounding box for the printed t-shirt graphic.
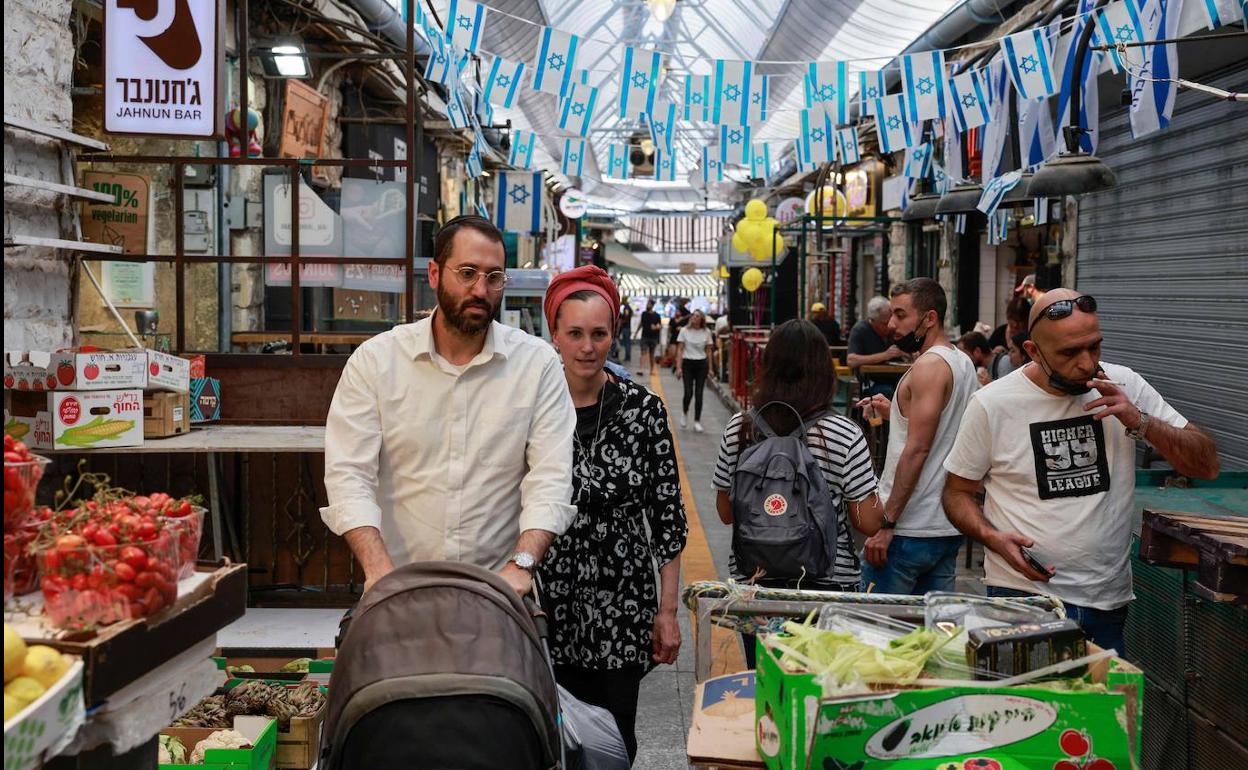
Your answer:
[1029,415,1109,499]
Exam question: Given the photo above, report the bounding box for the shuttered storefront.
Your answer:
[1076,66,1248,470]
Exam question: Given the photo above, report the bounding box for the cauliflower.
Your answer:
[190,729,252,764]
[158,735,186,765]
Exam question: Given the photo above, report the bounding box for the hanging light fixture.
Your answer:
[934,182,984,215]
[901,192,941,222]
[259,41,310,79]
[1000,172,1035,206]
[647,0,677,22]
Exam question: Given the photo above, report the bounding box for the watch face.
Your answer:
[513,552,536,569]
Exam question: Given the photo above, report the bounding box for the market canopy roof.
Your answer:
[604,241,658,274]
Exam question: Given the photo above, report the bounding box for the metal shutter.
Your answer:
[1076,66,1248,470]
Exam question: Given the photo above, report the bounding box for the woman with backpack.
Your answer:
[536,266,688,764]
[712,319,885,668]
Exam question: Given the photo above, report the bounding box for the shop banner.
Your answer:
[81,171,151,255]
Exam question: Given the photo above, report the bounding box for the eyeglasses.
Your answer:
[446,265,508,290]
[1030,294,1097,331]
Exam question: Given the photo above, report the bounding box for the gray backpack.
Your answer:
[730,403,837,582]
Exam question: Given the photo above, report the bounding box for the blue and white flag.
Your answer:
[476,202,490,220]
[942,121,964,185]
[932,161,949,194]
[446,0,488,54]
[424,36,454,86]
[981,56,1012,180]
[902,50,946,122]
[874,93,915,154]
[508,129,536,169]
[483,56,526,109]
[1056,3,1101,153]
[683,75,711,121]
[1019,91,1058,168]
[799,109,835,164]
[1094,0,1145,72]
[793,140,811,174]
[700,146,724,186]
[558,81,599,137]
[719,125,751,166]
[654,150,678,181]
[620,47,661,119]
[466,143,484,178]
[836,127,861,164]
[1129,0,1186,138]
[1001,27,1057,100]
[1195,0,1245,28]
[446,88,471,129]
[646,101,678,154]
[750,142,772,180]
[858,70,887,116]
[977,170,1025,216]
[746,74,770,126]
[495,172,543,234]
[560,138,586,177]
[947,68,992,132]
[532,27,581,97]
[805,61,848,125]
[905,142,933,179]
[712,59,754,126]
[605,143,630,180]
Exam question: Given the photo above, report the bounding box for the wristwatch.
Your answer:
[509,551,537,571]
[880,517,897,530]
[1127,411,1151,442]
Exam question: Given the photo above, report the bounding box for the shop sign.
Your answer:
[881,174,907,214]
[100,262,156,308]
[81,171,151,255]
[280,80,329,159]
[774,197,805,224]
[844,169,875,217]
[263,175,343,287]
[265,262,342,287]
[104,0,223,137]
[559,189,588,219]
[341,265,406,293]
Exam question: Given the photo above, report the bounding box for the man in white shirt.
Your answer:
[942,289,1220,652]
[321,215,577,596]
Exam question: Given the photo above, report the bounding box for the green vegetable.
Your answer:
[158,734,187,764]
[4,419,29,440]
[280,657,312,673]
[225,664,256,675]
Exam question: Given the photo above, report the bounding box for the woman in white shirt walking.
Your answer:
[676,310,715,432]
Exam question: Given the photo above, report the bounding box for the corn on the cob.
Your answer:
[57,417,136,446]
[4,419,30,440]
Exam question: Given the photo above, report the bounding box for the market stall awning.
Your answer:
[604,242,658,275]
[618,272,722,301]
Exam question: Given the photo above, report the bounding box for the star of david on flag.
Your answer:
[746,74,770,126]
[712,59,754,126]
[654,150,678,182]
[532,27,581,97]
[805,60,848,125]
[800,109,835,165]
[719,124,751,166]
[750,142,772,181]
[446,87,472,130]
[466,143,484,179]
[947,67,992,132]
[424,35,455,86]
[977,170,1025,217]
[835,127,861,165]
[560,138,586,177]
[620,47,661,119]
[904,142,933,180]
[700,146,724,186]
[496,172,544,234]
[857,70,886,116]
[902,50,946,122]
[646,101,678,155]
[683,75,711,121]
[558,81,599,137]
[508,129,536,169]
[605,143,630,180]
[484,56,526,109]
[981,56,1012,180]
[446,0,488,54]
[1001,27,1057,100]
[1093,0,1145,73]
[874,93,916,154]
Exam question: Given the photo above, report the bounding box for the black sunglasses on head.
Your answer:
[1030,295,1098,331]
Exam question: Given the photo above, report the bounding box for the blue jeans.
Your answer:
[861,534,964,596]
[619,333,632,362]
[986,586,1129,655]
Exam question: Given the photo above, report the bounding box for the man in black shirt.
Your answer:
[638,300,662,377]
[847,295,902,398]
[617,300,634,362]
[809,302,842,346]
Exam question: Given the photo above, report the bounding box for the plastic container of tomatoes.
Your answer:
[3,522,44,600]
[4,452,51,528]
[160,505,206,579]
[37,531,180,630]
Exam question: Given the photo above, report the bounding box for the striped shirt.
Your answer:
[713,412,878,586]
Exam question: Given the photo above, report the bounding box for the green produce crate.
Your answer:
[160,716,276,770]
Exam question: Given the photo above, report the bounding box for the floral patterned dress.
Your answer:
[537,377,688,669]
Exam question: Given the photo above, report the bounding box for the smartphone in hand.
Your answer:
[1020,547,1052,576]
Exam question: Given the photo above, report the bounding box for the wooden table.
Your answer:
[858,363,911,377]
[231,331,374,352]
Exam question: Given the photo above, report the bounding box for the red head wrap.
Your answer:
[543,265,621,334]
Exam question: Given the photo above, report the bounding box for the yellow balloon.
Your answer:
[745,199,768,221]
[742,267,764,292]
[805,186,848,218]
[731,230,749,253]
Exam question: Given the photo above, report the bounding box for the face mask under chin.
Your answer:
[893,319,928,354]
[1035,347,1098,396]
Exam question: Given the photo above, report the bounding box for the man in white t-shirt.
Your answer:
[942,289,1220,652]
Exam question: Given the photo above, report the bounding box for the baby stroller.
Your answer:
[320,561,627,770]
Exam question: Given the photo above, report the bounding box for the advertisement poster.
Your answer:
[264,175,343,287]
[80,171,151,255]
[100,262,155,307]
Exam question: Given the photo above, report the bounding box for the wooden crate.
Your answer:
[144,390,192,438]
[276,700,326,769]
[1139,508,1248,603]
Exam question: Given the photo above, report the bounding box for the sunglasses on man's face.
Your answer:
[1030,295,1098,331]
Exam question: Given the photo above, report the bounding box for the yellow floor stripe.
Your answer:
[650,370,746,676]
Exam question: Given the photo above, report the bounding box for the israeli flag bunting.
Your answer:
[746,74,770,126]
[793,140,812,174]
[466,144,484,178]
[836,127,861,164]
[1019,84,1058,168]
[424,36,454,85]
[532,27,581,97]
[446,88,471,130]
[1056,1,1101,154]
[1001,27,1057,100]
[932,161,949,194]
[683,75,711,121]
[508,129,536,169]
[719,125,752,166]
[874,93,916,154]
[654,151,678,182]
[700,146,724,186]
[1196,0,1245,28]
[1094,0,1145,73]
[712,59,754,126]
[805,61,849,125]
[942,121,964,185]
[558,82,599,137]
[446,0,488,54]
[902,51,946,122]
[620,47,661,119]
[496,172,544,234]
[560,138,586,177]
[947,68,992,132]
[977,170,1025,216]
[476,202,490,221]
[858,70,887,116]
[800,109,836,164]
[750,142,771,180]
[646,101,678,154]
[981,56,1012,180]
[605,143,630,180]
[1129,0,1186,139]
[483,56,525,109]
[905,142,933,179]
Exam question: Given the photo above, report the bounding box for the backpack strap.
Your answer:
[750,401,806,439]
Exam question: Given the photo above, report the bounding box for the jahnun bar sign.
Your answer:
[104,0,224,137]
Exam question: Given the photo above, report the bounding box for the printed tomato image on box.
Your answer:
[145,350,191,393]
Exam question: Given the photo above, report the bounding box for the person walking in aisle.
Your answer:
[537,266,687,764]
[676,310,715,432]
[855,279,979,595]
[638,299,662,377]
[617,298,634,363]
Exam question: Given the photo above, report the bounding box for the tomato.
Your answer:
[172,501,193,518]
[92,529,117,547]
[144,587,164,613]
[114,583,143,602]
[120,546,148,571]
[56,534,86,550]
[156,575,178,598]
[114,562,137,582]
[134,571,156,589]
[137,520,158,541]
[71,573,88,591]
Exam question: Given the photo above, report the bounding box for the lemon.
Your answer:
[21,645,68,690]
[4,692,23,722]
[3,625,27,684]
[4,676,46,709]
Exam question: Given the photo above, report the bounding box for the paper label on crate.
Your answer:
[862,694,1056,759]
[58,397,83,425]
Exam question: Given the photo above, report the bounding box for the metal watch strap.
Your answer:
[1128,412,1151,442]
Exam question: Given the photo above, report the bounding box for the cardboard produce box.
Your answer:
[2,349,189,392]
[754,639,1142,770]
[160,716,276,770]
[191,377,222,422]
[7,389,144,450]
[146,349,192,393]
[2,658,86,770]
[182,354,207,379]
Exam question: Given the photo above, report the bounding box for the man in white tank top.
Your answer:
[855,278,978,595]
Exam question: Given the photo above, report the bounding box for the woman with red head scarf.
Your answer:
[536,266,688,764]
